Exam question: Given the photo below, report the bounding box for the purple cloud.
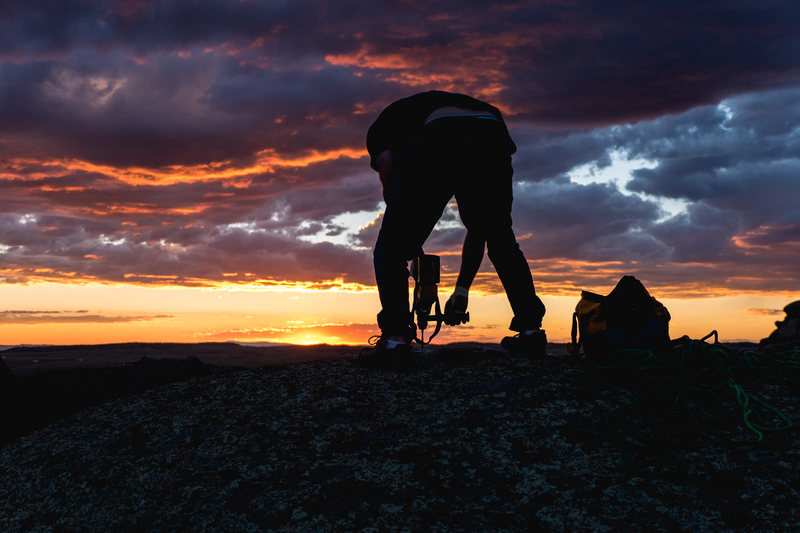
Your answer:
[0,0,798,297]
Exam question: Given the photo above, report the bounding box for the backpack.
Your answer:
[568,275,671,360]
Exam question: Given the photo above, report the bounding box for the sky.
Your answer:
[1,0,799,346]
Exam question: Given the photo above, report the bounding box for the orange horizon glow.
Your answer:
[0,281,795,347]
[4,264,799,300]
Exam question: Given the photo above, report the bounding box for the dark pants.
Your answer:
[373,116,545,337]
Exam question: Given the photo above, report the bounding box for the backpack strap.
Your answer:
[568,311,581,358]
[571,311,579,346]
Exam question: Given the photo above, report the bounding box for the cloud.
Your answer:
[0,0,799,298]
[0,310,172,324]
[511,178,664,261]
[747,308,784,316]
[500,1,800,124]
[1,0,798,167]
[0,209,376,288]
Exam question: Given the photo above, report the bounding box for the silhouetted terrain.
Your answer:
[0,342,356,446]
[0,342,797,531]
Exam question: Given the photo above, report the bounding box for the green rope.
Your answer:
[571,335,800,473]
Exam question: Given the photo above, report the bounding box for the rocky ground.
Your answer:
[0,343,798,531]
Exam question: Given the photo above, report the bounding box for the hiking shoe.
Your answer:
[358,336,413,370]
[501,329,547,357]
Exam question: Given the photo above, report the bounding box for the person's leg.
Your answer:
[454,122,545,333]
[373,161,453,340]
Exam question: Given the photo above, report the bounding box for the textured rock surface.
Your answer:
[0,356,231,445]
[0,347,797,531]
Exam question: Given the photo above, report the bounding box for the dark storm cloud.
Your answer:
[387,83,800,294]
[508,87,800,292]
[0,1,296,56]
[0,0,382,167]
[649,203,742,263]
[1,0,797,166]
[512,178,666,261]
[502,1,800,124]
[0,0,799,293]
[511,128,613,183]
[621,88,800,271]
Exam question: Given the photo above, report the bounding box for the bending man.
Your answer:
[364,90,546,360]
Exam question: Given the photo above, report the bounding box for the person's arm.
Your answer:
[455,229,485,290]
[444,230,485,325]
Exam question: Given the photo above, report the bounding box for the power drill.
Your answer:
[410,254,469,344]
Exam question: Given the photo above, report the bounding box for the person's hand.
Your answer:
[444,286,469,325]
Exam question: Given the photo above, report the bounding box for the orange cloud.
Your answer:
[746,308,784,316]
[0,267,375,292]
[324,43,509,101]
[0,146,367,186]
[0,310,172,324]
[79,204,211,216]
[733,225,800,254]
[325,46,414,70]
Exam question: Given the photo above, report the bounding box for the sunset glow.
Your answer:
[1,1,799,348]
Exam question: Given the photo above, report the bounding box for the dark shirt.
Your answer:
[366,90,517,170]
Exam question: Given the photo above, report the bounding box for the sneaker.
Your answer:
[358,336,413,370]
[501,329,547,357]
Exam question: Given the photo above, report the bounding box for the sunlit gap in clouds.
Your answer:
[297,209,381,249]
[566,149,688,221]
[298,202,465,247]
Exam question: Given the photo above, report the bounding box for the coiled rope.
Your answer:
[570,331,800,473]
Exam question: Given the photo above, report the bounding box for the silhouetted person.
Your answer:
[361,90,546,362]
